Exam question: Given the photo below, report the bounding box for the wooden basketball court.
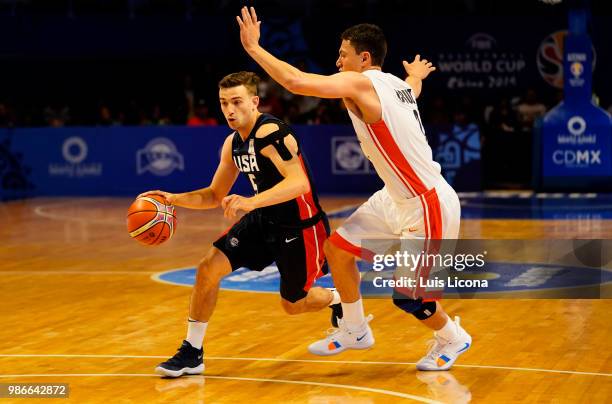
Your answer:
[0,196,610,403]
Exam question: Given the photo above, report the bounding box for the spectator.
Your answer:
[258,75,285,117]
[96,104,119,126]
[0,102,16,128]
[187,100,218,126]
[488,98,517,133]
[43,103,71,127]
[516,88,546,130]
[427,96,451,125]
[151,103,172,126]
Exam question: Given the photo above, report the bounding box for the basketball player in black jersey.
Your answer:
[139,71,342,378]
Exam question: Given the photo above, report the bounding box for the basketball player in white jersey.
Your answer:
[237,7,471,370]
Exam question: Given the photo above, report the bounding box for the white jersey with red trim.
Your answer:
[347,69,444,201]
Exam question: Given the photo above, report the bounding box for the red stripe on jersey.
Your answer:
[395,189,444,301]
[302,219,328,291]
[366,120,428,196]
[425,189,443,239]
[296,156,317,219]
[328,232,375,262]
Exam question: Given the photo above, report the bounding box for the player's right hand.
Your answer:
[236,6,261,53]
[137,190,176,204]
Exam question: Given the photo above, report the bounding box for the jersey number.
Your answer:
[413,110,425,135]
[248,173,258,193]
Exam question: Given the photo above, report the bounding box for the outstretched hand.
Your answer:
[402,55,436,80]
[236,6,261,53]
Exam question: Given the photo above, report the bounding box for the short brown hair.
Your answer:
[218,71,260,96]
[341,24,387,67]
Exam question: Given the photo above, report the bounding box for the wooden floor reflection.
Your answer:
[0,197,610,403]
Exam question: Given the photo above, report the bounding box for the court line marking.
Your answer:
[32,200,222,231]
[0,373,440,402]
[0,354,609,377]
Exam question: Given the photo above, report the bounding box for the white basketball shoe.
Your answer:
[308,315,375,356]
[416,316,472,371]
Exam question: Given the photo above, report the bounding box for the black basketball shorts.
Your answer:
[213,211,329,303]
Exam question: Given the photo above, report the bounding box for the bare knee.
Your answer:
[280,298,304,315]
[196,252,228,286]
[324,239,354,266]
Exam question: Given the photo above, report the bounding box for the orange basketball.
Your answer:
[127,194,177,245]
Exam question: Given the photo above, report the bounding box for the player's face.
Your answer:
[219,85,259,130]
[336,40,365,72]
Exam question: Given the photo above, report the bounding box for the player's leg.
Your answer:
[155,246,231,377]
[308,190,395,355]
[276,219,341,320]
[410,185,471,370]
[394,296,471,371]
[279,286,338,314]
[156,212,271,378]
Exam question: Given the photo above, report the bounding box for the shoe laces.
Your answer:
[325,314,374,338]
[167,343,197,364]
[424,334,447,360]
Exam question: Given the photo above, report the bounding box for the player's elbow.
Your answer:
[285,77,302,94]
[298,180,310,196]
[209,191,222,208]
[287,176,310,197]
[294,174,311,195]
[286,76,311,95]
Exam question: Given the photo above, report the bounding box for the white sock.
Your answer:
[436,316,459,341]
[329,289,341,306]
[341,299,365,330]
[186,318,208,349]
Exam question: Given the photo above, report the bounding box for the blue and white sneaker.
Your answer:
[416,316,471,371]
[308,314,374,356]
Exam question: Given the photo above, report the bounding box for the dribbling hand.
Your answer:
[137,190,176,204]
[236,6,261,53]
[403,55,436,80]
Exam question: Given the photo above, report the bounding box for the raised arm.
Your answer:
[402,54,436,99]
[236,6,370,99]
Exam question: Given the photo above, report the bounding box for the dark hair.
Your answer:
[341,24,387,67]
[218,71,260,96]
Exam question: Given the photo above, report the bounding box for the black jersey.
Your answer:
[231,113,324,228]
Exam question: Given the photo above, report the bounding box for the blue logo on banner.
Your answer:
[137,137,185,176]
[154,262,611,294]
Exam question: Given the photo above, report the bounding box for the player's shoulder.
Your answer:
[339,70,372,86]
[255,115,290,139]
[222,132,237,147]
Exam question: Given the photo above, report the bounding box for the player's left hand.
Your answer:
[222,194,255,220]
[403,54,436,80]
[236,6,261,53]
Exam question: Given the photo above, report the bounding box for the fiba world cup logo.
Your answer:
[537,31,566,88]
[570,62,584,78]
[537,30,596,88]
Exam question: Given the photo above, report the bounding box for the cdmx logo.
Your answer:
[137,137,184,176]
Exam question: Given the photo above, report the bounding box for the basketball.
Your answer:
[127,194,177,245]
